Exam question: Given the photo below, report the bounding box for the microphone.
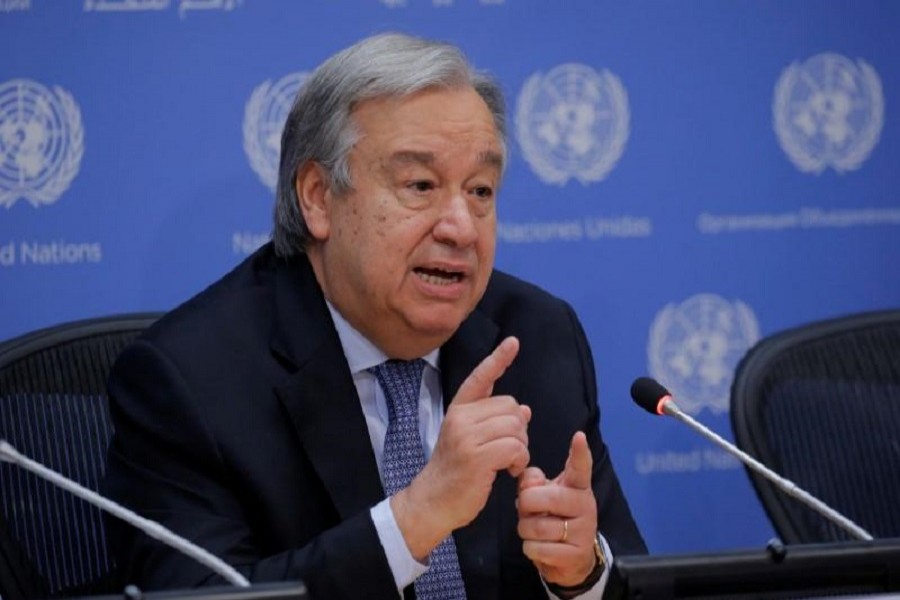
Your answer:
[0,439,250,587]
[629,377,874,542]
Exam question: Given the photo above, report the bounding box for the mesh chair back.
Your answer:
[730,310,900,544]
[0,313,161,598]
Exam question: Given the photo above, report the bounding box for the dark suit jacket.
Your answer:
[104,243,646,599]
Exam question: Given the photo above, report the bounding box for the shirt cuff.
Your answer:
[543,532,614,600]
[371,499,429,595]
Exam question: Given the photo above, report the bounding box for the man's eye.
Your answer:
[473,186,494,199]
[408,181,434,193]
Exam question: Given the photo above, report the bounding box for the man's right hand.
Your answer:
[391,336,531,560]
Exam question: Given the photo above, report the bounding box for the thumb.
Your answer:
[557,431,593,490]
[452,336,519,405]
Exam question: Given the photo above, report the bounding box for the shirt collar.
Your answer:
[326,301,440,375]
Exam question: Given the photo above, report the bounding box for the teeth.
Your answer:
[415,270,461,286]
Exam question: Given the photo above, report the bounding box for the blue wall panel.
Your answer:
[2,0,898,555]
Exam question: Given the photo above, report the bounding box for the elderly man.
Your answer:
[104,33,646,600]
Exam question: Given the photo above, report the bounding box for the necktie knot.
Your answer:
[369,358,426,420]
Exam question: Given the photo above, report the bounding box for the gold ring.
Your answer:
[560,519,568,543]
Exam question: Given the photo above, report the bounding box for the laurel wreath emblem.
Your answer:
[243,72,308,194]
[243,79,278,192]
[516,64,630,186]
[648,294,760,415]
[773,54,883,175]
[0,82,84,209]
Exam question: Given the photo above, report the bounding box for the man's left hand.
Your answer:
[517,431,599,586]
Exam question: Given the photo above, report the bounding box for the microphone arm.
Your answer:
[659,400,874,542]
[0,440,250,587]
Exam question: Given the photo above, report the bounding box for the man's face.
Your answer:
[303,86,503,359]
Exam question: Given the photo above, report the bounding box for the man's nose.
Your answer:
[433,192,478,248]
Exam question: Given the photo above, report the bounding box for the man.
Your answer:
[104,33,646,599]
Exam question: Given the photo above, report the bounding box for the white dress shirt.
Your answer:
[326,303,610,599]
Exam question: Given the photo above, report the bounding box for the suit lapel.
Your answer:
[270,256,385,520]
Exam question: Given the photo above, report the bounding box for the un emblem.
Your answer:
[243,72,309,192]
[515,63,629,186]
[0,79,84,209]
[648,294,760,415]
[773,53,883,174]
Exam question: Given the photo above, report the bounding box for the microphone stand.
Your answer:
[0,440,250,587]
[660,400,873,542]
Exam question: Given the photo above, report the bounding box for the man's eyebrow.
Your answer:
[386,150,503,168]
[478,150,504,170]
[388,150,435,167]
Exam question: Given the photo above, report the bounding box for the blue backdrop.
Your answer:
[2,0,898,556]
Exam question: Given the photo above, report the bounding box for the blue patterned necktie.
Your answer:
[370,359,468,600]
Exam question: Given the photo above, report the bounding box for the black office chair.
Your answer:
[730,309,900,544]
[0,313,162,599]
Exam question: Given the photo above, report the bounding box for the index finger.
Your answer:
[452,336,519,405]
[556,431,593,491]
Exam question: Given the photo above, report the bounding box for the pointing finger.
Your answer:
[557,431,592,490]
[453,336,519,405]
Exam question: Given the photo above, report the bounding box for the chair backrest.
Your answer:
[730,309,900,544]
[0,313,162,598]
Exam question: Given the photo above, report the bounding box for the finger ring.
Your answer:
[560,519,568,543]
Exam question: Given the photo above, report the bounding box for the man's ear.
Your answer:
[295,162,331,242]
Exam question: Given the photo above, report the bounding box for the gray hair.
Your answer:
[272,32,507,257]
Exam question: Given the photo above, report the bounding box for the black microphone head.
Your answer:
[630,377,671,415]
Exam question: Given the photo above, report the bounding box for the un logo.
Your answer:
[648,294,760,415]
[243,72,309,192]
[773,53,883,174]
[515,64,629,186]
[0,79,84,209]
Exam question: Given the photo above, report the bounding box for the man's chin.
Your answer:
[405,311,469,346]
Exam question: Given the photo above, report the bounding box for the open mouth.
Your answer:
[413,267,464,286]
